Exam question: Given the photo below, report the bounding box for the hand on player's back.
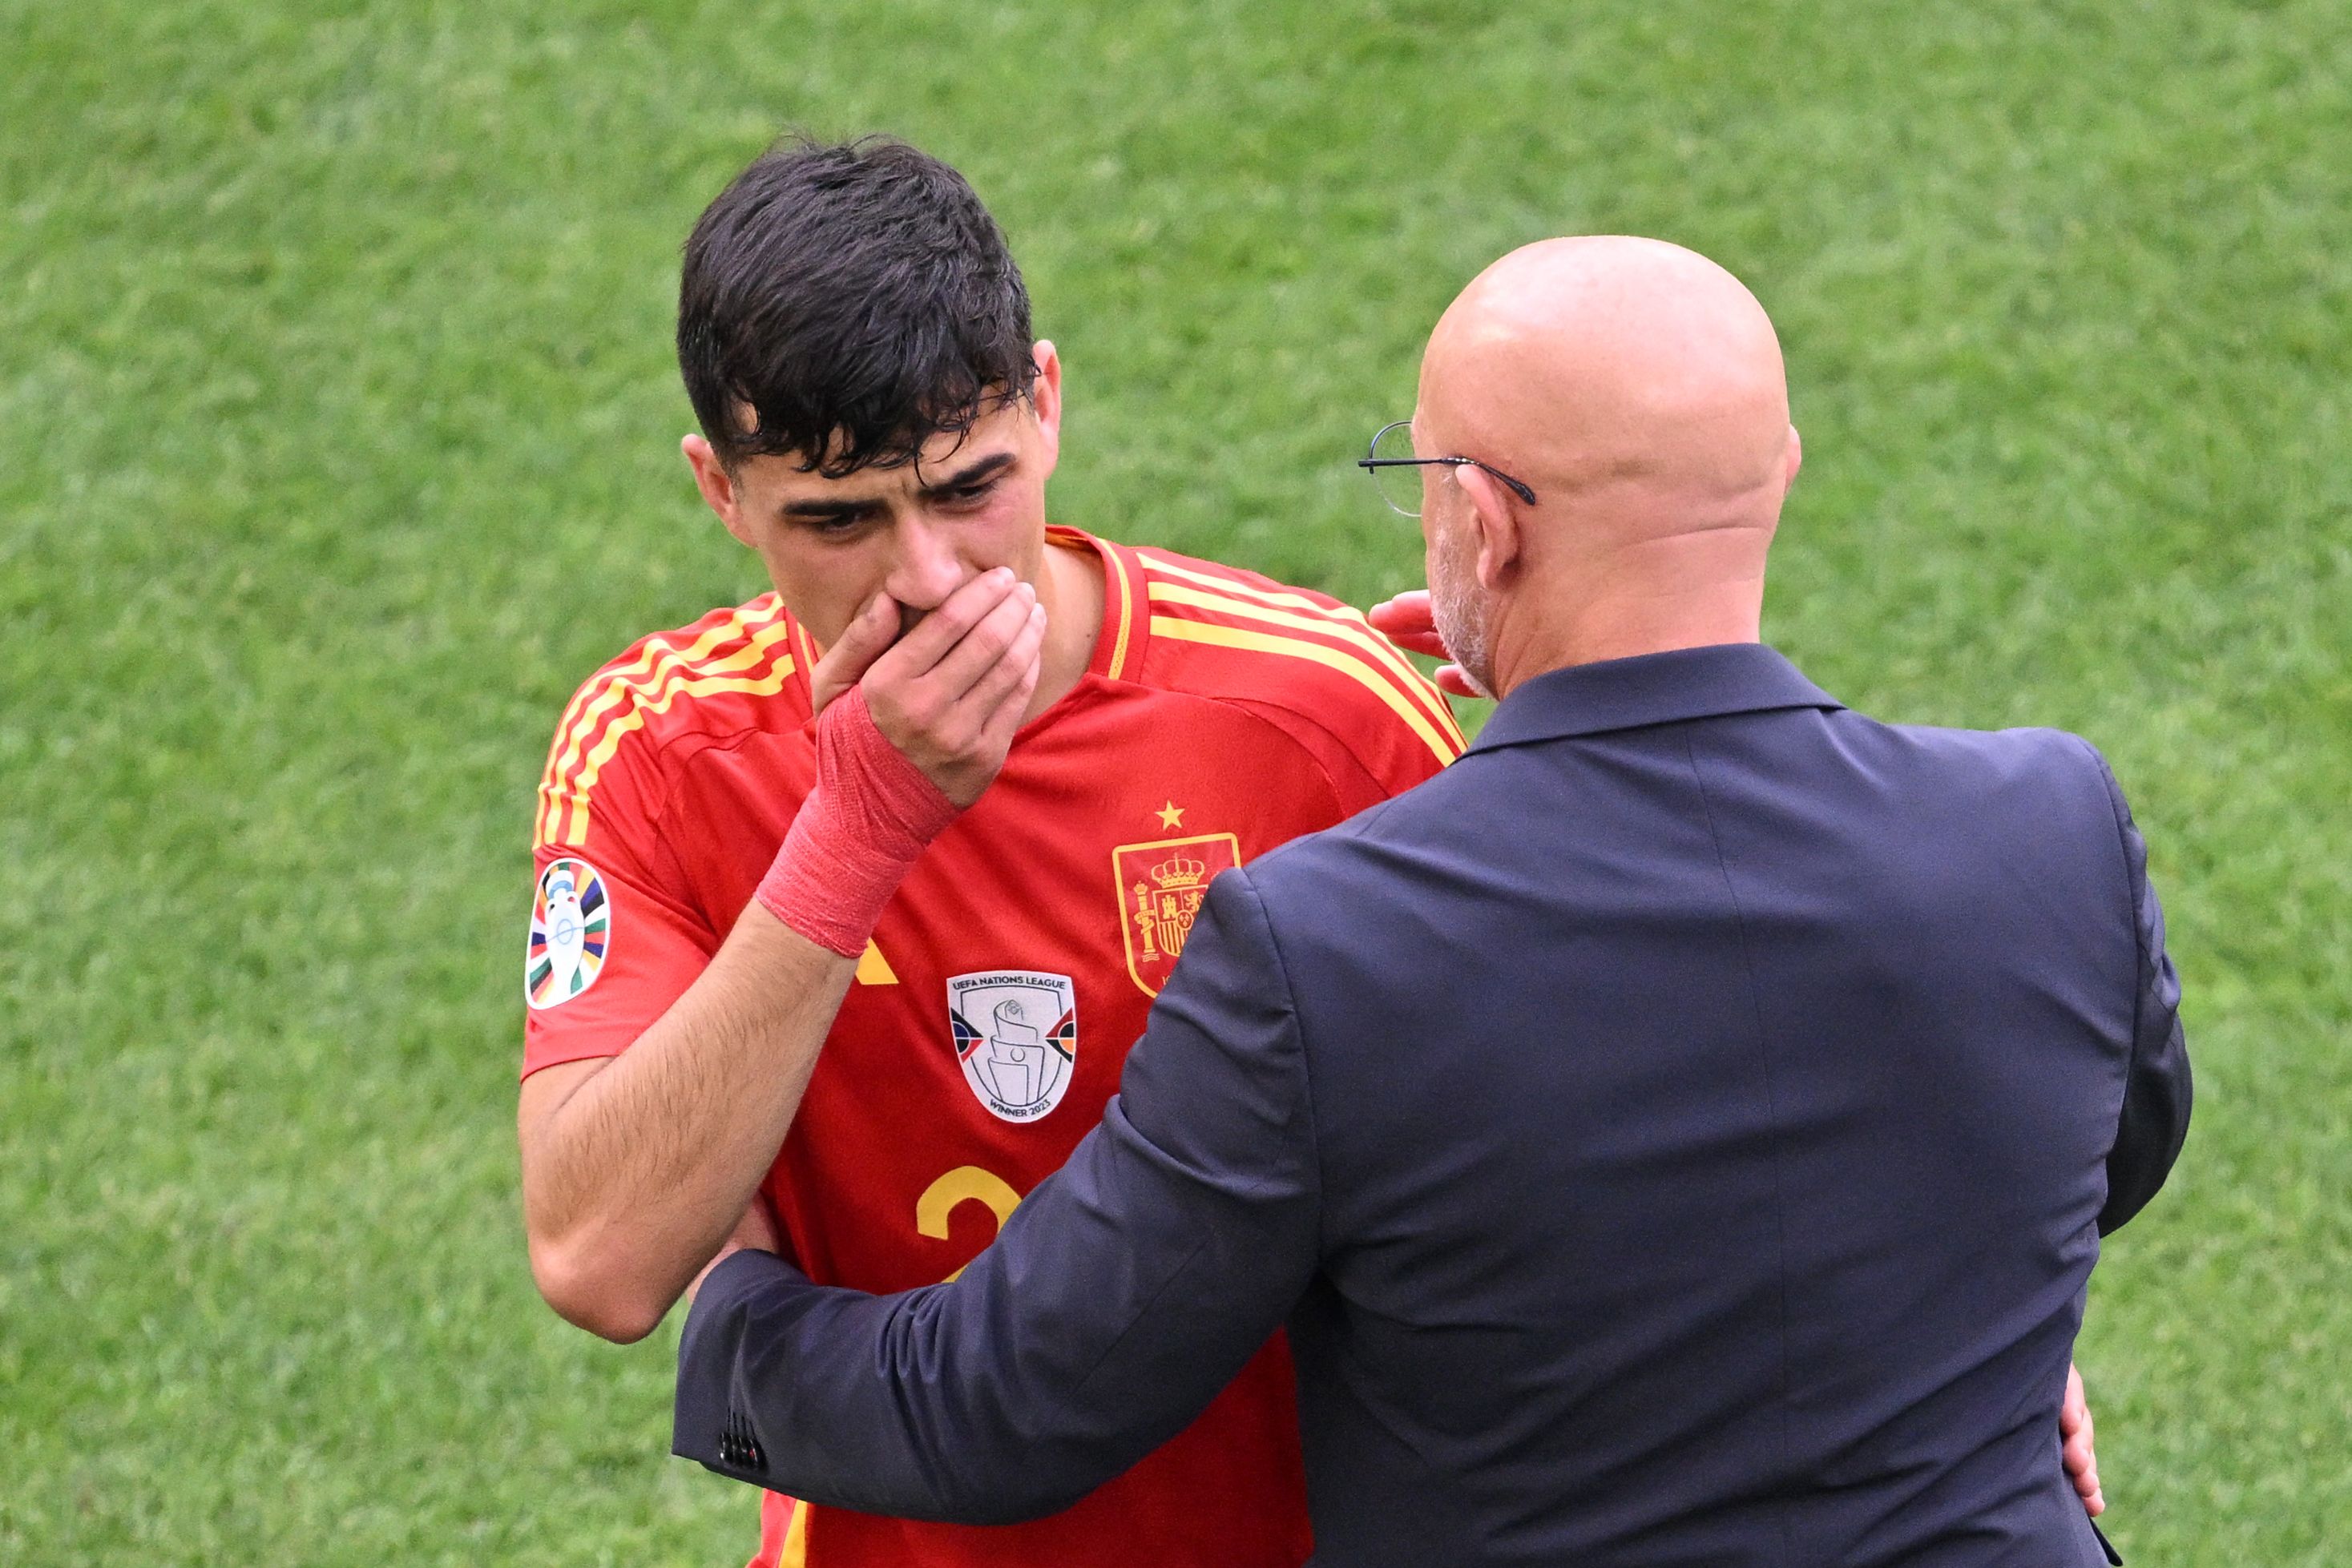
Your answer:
[810,567,1048,808]
[1366,590,1485,699]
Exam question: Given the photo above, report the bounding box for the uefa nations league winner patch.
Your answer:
[947,971,1077,1123]
[527,858,609,1010]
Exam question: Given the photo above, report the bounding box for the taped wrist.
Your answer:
[756,688,961,956]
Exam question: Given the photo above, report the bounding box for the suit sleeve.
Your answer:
[672,867,1321,1522]
[2083,743,2192,1234]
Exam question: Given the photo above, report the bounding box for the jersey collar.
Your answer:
[1047,524,1148,684]
[786,613,822,714]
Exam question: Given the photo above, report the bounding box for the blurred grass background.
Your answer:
[2,0,2346,1561]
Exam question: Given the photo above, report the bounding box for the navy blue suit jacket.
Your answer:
[677,644,2189,1566]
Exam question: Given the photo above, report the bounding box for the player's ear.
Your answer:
[1028,341,1063,476]
[683,434,755,547]
[1453,464,1523,591]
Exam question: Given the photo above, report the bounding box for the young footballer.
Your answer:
[515,137,1462,1567]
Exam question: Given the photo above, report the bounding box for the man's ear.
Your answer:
[682,434,754,547]
[1452,464,1524,591]
[1029,340,1063,478]
[1781,424,1803,496]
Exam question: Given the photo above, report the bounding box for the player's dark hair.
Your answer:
[677,135,1038,477]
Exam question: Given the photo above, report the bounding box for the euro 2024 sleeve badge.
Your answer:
[1112,832,1241,998]
[527,858,609,1009]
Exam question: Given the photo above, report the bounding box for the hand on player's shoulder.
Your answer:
[1367,591,1485,699]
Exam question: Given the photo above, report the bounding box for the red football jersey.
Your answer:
[522,527,1462,1568]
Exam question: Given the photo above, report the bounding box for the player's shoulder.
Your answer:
[534,591,811,850]
[1118,539,1466,772]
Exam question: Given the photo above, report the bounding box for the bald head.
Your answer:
[1423,236,1792,521]
[1411,237,1800,691]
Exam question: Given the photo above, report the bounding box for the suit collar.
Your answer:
[1466,642,1842,753]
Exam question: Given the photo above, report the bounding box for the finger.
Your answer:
[1367,620,1445,656]
[956,601,1048,723]
[1435,664,1484,698]
[925,581,1039,703]
[974,643,1044,759]
[2062,1407,2094,1469]
[811,594,900,713]
[950,610,1046,763]
[1365,590,1434,635]
[1367,595,1451,659]
[877,567,1020,681]
[1387,630,1454,658]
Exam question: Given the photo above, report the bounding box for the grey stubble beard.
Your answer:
[1428,514,1497,699]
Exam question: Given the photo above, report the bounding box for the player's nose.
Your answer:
[884,518,970,614]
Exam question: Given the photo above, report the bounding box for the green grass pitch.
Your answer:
[3,1,2346,1561]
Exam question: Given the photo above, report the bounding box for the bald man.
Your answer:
[672,238,2190,1566]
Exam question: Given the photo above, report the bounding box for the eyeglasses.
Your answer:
[1358,420,1539,517]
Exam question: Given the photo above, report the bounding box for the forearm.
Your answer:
[676,871,1323,1518]
[524,594,1035,1338]
[679,1098,1315,1522]
[524,905,853,1339]
[680,1254,1083,1522]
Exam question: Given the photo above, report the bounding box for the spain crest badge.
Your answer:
[1111,832,1241,997]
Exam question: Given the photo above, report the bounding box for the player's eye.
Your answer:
[942,479,997,509]
[796,511,873,538]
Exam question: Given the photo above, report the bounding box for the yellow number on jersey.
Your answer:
[915,1166,1023,1282]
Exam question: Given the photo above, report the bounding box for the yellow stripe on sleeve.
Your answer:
[549,657,797,845]
[1148,615,1461,767]
[1144,580,1465,749]
[1136,554,1466,746]
[535,602,785,842]
[539,618,797,845]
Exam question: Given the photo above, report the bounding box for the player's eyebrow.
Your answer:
[779,494,886,523]
[777,452,1014,523]
[918,451,1015,496]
